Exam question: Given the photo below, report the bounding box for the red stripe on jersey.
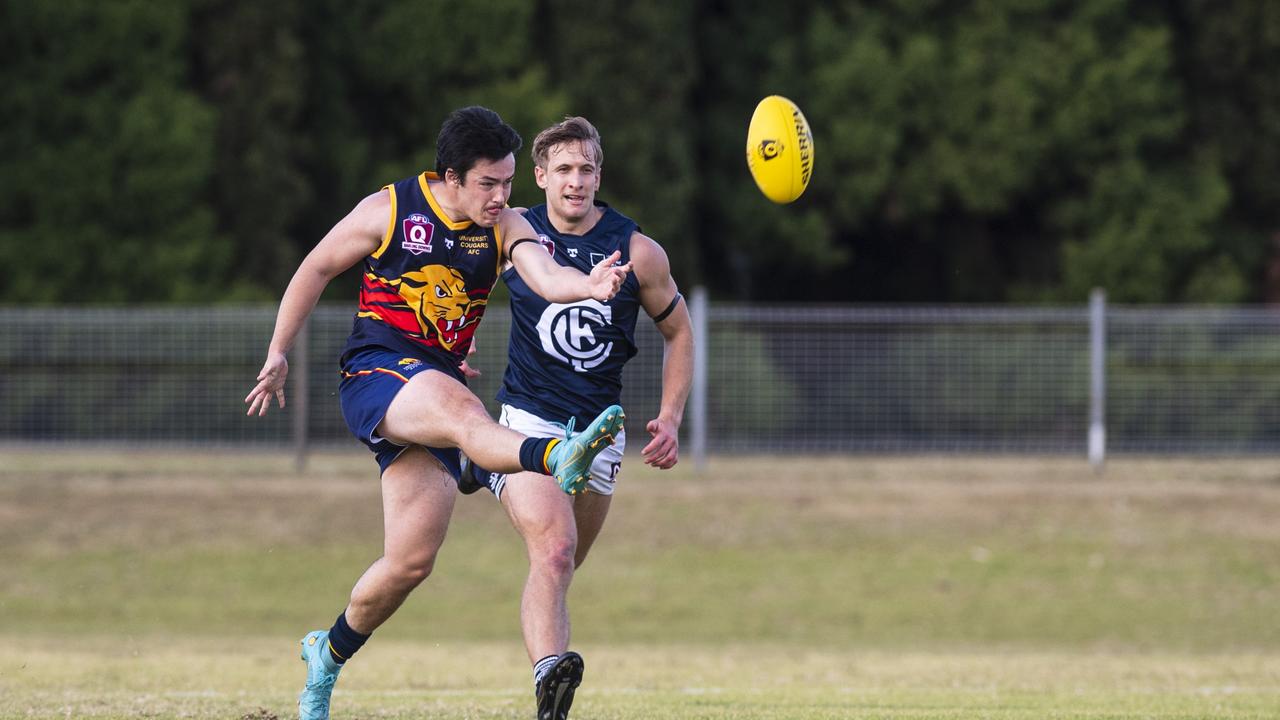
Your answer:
[371,305,422,335]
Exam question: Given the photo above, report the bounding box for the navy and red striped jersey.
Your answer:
[339,172,501,379]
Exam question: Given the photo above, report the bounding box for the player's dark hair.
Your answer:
[531,116,604,169]
[435,106,523,183]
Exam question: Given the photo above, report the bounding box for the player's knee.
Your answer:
[448,401,504,449]
[531,536,577,579]
[390,552,437,587]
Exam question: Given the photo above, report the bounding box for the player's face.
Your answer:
[534,140,601,223]
[457,154,516,227]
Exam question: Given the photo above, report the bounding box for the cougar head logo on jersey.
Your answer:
[398,265,485,349]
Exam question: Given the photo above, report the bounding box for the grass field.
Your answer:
[1,450,1277,718]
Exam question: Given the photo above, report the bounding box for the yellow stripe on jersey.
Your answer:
[372,185,398,260]
[341,367,410,383]
[493,222,504,276]
[419,172,473,231]
[356,310,385,322]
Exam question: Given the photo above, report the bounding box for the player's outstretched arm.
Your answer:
[500,209,631,303]
[632,232,693,469]
[244,191,389,417]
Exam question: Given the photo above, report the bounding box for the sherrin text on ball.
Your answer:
[745,95,814,204]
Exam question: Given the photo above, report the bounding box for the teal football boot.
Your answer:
[298,630,342,720]
[546,405,625,495]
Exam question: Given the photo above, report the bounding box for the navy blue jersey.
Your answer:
[339,172,502,380]
[496,203,640,425]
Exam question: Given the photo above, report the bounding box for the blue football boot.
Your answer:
[545,405,625,495]
[298,630,342,720]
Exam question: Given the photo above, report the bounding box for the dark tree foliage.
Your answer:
[1,1,224,302]
[1,0,1275,304]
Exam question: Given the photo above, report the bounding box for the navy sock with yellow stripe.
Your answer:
[519,437,560,475]
[326,611,369,665]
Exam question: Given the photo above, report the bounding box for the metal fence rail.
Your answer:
[2,299,1278,457]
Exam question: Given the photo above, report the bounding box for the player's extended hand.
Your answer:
[588,250,632,302]
[642,417,679,469]
[245,352,288,417]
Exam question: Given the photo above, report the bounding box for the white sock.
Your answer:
[533,654,560,686]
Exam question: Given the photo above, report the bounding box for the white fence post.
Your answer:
[690,286,708,471]
[1088,288,1107,471]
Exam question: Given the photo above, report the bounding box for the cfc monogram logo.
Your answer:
[535,300,614,372]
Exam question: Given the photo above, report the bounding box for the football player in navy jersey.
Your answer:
[463,117,693,720]
[244,106,631,720]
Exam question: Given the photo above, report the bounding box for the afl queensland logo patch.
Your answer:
[402,213,434,255]
[536,234,556,256]
[536,300,613,372]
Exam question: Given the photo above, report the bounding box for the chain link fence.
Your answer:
[2,300,1278,458]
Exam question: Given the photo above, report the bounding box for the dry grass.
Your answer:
[5,637,1279,719]
[5,450,1278,554]
[2,449,1279,718]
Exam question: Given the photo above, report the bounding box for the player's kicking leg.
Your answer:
[543,405,625,495]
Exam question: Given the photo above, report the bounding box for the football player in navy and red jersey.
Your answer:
[462,116,693,720]
[244,107,631,720]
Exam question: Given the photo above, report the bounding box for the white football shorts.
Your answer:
[492,403,625,499]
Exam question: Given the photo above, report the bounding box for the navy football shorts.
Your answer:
[338,347,462,479]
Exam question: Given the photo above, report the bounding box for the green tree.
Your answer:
[0,0,223,303]
[188,0,310,300]
[283,0,565,299]
[1168,0,1280,302]
[694,0,1238,303]
[538,0,702,287]
[4,0,1277,305]
[692,0,839,300]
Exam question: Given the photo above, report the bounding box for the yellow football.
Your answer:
[745,95,814,204]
